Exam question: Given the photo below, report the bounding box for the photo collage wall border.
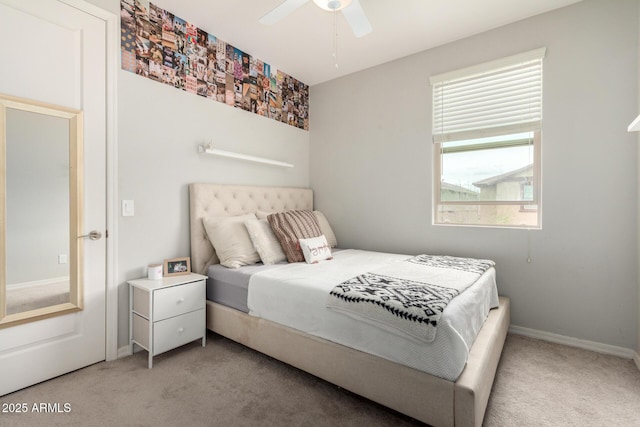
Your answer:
[120,0,309,130]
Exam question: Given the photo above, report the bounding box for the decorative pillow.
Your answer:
[299,235,333,264]
[244,219,287,265]
[202,213,261,268]
[267,210,322,263]
[313,211,337,248]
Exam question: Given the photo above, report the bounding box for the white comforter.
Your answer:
[247,249,499,381]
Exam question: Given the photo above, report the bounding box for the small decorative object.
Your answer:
[163,257,191,277]
[147,263,163,280]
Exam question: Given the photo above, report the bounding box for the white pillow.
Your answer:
[244,219,287,265]
[299,234,333,264]
[313,211,337,248]
[255,210,273,220]
[202,213,260,269]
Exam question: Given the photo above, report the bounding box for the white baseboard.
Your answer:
[7,276,69,290]
[117,345,132,359]
[114,324,640,370]
[509,325,635,359]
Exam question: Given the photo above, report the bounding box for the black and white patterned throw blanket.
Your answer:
[326,255,495,342]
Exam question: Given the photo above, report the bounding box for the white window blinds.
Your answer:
[431,48,546,143]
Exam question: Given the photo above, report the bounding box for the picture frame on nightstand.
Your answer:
[164,257,191,276]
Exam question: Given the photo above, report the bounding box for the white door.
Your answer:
[0,0,107,395]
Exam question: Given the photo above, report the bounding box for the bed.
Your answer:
[189,183,510,427]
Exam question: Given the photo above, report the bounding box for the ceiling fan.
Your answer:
[260,0,373,38]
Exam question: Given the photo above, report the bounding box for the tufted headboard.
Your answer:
[189,183,313,274]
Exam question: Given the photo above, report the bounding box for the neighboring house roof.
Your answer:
[441,182,479,196]
[473,164,532,187]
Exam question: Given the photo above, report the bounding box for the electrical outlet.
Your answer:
[58,254,68,264]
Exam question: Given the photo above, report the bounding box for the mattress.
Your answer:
[247,249,499,381]
[206,262,281,313]
[206,249,347,312]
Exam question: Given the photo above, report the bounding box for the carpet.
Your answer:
[0,333,639,426]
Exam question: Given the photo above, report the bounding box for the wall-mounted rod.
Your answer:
[198,142,294,168]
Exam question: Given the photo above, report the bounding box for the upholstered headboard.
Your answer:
[189,183,313,274]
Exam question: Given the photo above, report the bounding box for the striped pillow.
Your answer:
[267,210,322,263]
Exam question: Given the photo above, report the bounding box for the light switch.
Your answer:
[122,200,134,217]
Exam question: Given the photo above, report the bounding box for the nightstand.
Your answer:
[128,273,207,368]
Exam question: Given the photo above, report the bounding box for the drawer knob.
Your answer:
[177,298,184,304]
[178,327,184,333]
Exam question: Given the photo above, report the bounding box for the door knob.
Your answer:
[78,230,102,240]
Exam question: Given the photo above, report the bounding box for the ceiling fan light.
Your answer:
[313,0,352,12]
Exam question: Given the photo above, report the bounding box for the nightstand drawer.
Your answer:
[153,309,205,355]
[153,280,205,321]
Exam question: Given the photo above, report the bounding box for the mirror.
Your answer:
[0,94,83,328]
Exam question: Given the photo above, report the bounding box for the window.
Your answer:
[431,48,545,228]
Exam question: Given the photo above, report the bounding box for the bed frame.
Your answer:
[189,183,510,427]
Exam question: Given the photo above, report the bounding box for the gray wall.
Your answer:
[116,73,309,347]
[310,0,639,349]
[87,0,310,349]
[637,1,640,359]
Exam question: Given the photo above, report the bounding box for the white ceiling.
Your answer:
[155,0,583,86]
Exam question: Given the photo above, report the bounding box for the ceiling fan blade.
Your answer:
[341,0,372,37]
[259,0,310,25]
